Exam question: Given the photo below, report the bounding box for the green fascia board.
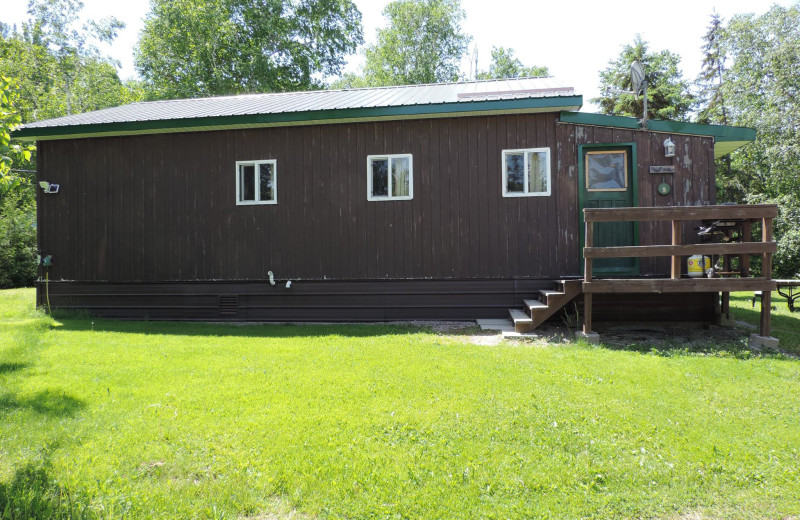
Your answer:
[645,119,755,142]
[559,111,755,142]
[13,95,583,141]
[559,111,641,130]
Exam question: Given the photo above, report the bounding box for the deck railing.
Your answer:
[582,204,778,339]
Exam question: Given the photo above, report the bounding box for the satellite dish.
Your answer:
[630,60,645,96]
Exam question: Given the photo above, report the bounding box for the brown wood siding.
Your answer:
[556,122,716,276]
[37,114,715,285]
[37,280,713,323]
[38,114,565,282]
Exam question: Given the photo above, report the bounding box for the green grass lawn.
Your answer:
[1,288,799,519]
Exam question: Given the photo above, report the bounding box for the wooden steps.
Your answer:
[509,280,583,333]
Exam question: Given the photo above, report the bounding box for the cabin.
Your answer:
[15,78,767,331]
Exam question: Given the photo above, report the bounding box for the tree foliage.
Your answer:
[0,76,34,195]
[477,47,548,80]
[355,0,470,87]
[0,0,140,123]
[0,76,36,288]
[135,0,364,99]
[718,5,800,203]
[706,4,800,277]
[594,35,692,121]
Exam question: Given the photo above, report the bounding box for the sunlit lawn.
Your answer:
[1,288,799,519]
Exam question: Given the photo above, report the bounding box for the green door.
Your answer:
[579,144,639,276]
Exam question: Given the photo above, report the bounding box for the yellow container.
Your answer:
[687,255,711,278]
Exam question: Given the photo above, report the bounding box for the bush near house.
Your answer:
[0,190,36,288]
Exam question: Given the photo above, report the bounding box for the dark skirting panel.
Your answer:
[36,278,716,323]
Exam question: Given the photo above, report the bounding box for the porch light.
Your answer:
[663,138,676,158]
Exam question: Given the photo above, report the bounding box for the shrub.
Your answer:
[0,187,37,288]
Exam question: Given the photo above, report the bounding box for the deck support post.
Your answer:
[579,218,598,343]
[759,217,773,338]
[751,217,778,349]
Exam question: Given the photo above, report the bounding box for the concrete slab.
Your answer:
[715,313,737,327]
[477,319,515,332]
[575,331,600,344]
[749,334,780,350]
[501,330,540,338]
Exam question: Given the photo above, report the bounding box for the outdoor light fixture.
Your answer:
[39,181,60,194]
[663,138,676,158]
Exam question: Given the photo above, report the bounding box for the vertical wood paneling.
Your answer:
[456,118,469,277]
[485,118,500,276]
[476,118,490,276]
[467,117,480,277]
[39,114,716,284]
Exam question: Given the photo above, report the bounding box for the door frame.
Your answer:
[578,142,639,276]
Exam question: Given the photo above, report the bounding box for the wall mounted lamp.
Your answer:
[39,181,60,194]
[663,137,676,158]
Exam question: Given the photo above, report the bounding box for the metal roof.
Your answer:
[15,77,581,141]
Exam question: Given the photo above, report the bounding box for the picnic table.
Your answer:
[754,280,800,311]
[776,280,800,311]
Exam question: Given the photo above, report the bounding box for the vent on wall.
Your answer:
[219,295,239,316]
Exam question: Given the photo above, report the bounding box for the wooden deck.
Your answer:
[582,204,778,342]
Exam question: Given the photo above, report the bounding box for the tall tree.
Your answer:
[358,0,471,86]
[135,0,364,99]
[695,12,728,126]
[477,47,548,80]
[593,35,692,121]
[694,12,741,205]
[712,4,800,277]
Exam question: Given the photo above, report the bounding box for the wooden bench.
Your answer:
[752,280,800,311]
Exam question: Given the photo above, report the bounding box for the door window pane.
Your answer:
[586,151,627,191]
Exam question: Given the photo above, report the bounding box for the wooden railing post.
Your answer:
[671,219,681,279]
[583,218,594,334]
[579,204,778,348]
[740,221,752,277]
[760,217,773,337]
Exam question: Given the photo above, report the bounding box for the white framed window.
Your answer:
[367,154,413,201]
[502,148,551,197]
[236,160,276,205]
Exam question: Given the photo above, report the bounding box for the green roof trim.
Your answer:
[558,111,755,158]
[558,111,641,130]
[646,119,755,142]
[14,95,583,141]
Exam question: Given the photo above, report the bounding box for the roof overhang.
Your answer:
[13,95,583,142]
[558,111,755,158]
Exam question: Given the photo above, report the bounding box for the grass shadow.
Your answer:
[51,316,448,340]
[0,389,85,418]
[0,362,28,374]
[729,293,800,355]
[0,462,94,520]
